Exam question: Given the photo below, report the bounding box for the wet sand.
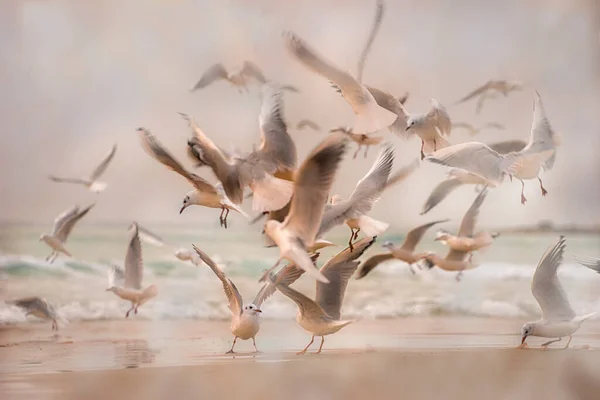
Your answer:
[2,318,600,399]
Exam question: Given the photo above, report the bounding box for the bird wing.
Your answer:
[54,204,94,243]
[445,248,468,262]
[124,223,144,290]
[135,223,177,249]
[48,176,90,185]
[240,61,267,84]
[366,85,409,136]
[356,0,385,82]
[138,128,218,194]
[190,63,228,91]
[107,264,125,288]
[89,144,117,181]
[296,119,321,131]
[420,178,464,215]
[522,91,558,170]
[401,219,450,252]
[384,158,420,190]
[457,189,488,238]
[355,253,395,279]
[193,245,243,316]
[427,99,452,136]
[257,83,297,172]
[270,274,330,321]
[575,256,600,274]
[482,122,505,131]
[488,139,527,154]
[10,297,56,319]
[253,253,320,308]
[454,80,493,104]
[283,134,348,245]
[531,236,575,321]
[316,237,376,319]
[424,142,505,186]
[452,122,476,135]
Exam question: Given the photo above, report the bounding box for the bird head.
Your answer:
[520,322,533,345]
[180,191,199,214]
[244,303,262,315]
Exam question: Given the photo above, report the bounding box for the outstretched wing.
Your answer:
[401,219,450,252]
[240,61,266,84]
[457,189,488,238]
[190,63,228,91]
[90,144,117,181]
[54,204,94,243]
[575,256,600,274]
[420,179,464,215]
[454,81,493,104]
[48,176,90,185]
[124,223,144,290]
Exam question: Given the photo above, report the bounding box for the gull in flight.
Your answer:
[425,91,559,204]
[269,236,376,355]
[420,140,527,214]
[40,204,94,263]
[137,128,247,228]
[452,121,505,136]
[419,247,479,281]
[106,223,158,318]
[184,83,297,212]
[135,223,199,264]
[9,297,60,331]
[575,256,600,273]
[367,86,450,159]
[48,144,117,193]
[356,219,449,278]
[261,133,349,283]
[434,189,498,263]
[317,144,394,251]
[519,236,596,349]
[455,79,524,114]
[296,119,321,132]
[193,245,318,354]
[283,31,396,156]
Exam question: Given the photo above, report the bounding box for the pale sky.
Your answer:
[1,0,599,232]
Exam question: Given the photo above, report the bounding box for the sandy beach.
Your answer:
[2,318,600,399]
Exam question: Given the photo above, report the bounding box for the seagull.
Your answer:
[193,245,318,354]
[283,31,396,151]
[518,236,596,349]
[137,128,247,228]
[183,83,296,212]
[366,86,450,160]
[418,247,479,281]
[356,219,449,278]
[575,256,600,273]
[269,236,376,355]
[48,144,117,193]
[261,133,349,283]
[420,140,527,214]
[455,80,524,114]
[452,121,505,136]
[134,223,199,264]
[9,297,60,331]
[433,189,498,263]
[318,144,394,251]
[296,119,321,131]
[425,91,559,204]
[356,0,385,83]
[106,223,158,318]
[40,204,94,263]
[190,61,266,93]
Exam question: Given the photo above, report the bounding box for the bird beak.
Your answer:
[405,126,411,131]
[520,335,527,345]
[434,237,441,241]
[255,309,262,313]
[179,204,188,214]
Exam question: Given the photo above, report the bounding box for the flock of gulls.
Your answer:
[7,0,599,354]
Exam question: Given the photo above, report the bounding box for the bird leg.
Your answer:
[134,304,139,315]
[316,336,325,354]
[297,335,315,355]
[541,337,562,349]
[219,207,225,228]
[348,228,356,252]
[455,271,464,282]
[45,252,54,262]
[252,337,261,353]
[364,145,369,158]
[353,145,362,159]
[52,319,58,331]
[468,253,473,263]
[433,137,437,152]
[125,303,135,318]
[564,335,573,349]
[420,140,425,160]
[226,337,238,354]
[223,208,230,229]
[520,180,527,205]
[538,177,548,197]
[353,228,361,241]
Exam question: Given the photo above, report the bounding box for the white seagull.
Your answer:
[40,204,94,263]
[49,144,117,193]
[106,223,158,318]
[455,80,524,114]
[9,297,60,331]
[269,236,375,355]
[193,245,318,354]
[135,223,199,265]
[519,236,596,349]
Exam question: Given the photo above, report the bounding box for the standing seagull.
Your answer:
[40,204,94,263]
[138,128,247,228]
[356,219,449,278]
[269,237,375,355]
[284,31,396,153]
[106,223,158,318]
[261,133,349,283]
[455,80,524,114]
[425,91,559,204]
[9,297,60,331]
[519,236,596,349]
[48,144,117,193]
[433,189,497,262]
[193,245,318,354]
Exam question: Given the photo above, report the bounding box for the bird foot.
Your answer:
[226,350,236,354]
[134,308,138,315]
[420,151,425,160]
[540,345,549,351]
[516,342,529,349]
[541,187,548,197]
[125,312,130,318]
[296,350,307,355]
[520,194,527,205]
[455,272,464,282]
